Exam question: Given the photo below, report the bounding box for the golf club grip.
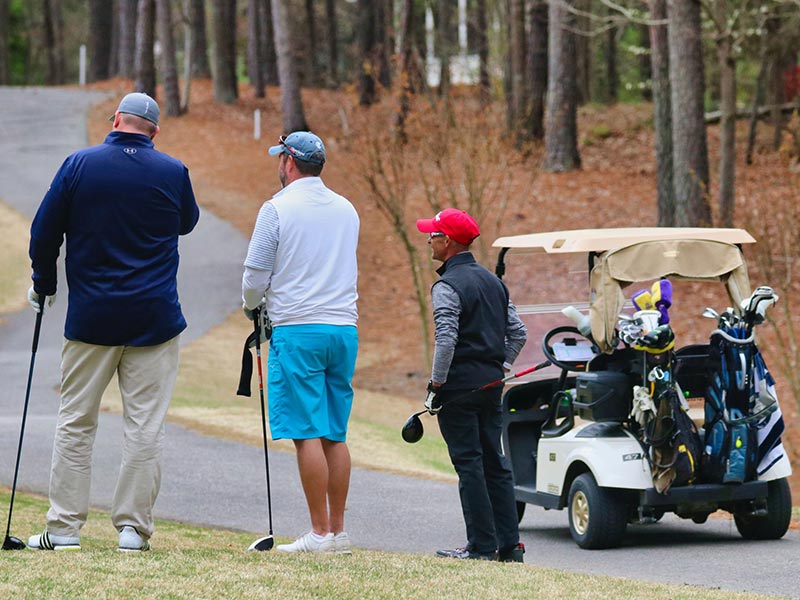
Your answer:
[236,339,253,397]
[31,306,43,353]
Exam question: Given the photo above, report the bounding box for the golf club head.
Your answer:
[401,412,424,444]
[702,307,720,320]
[2,535,26,551]
[248,535,274,551]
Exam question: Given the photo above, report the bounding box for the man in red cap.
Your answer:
[416,208,528,562]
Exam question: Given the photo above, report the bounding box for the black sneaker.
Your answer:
[436,547,497,561]
[498,542,525,563]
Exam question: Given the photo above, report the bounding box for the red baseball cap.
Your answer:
[416,208,480,246]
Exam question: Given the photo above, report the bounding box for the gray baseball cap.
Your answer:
[110,92,160,126]
[268,131,326,165]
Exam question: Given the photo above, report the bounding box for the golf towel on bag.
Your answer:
[702,327,785,482]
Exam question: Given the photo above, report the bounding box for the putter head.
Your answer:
[248,535,274,551]
[401,413,424,443]
[2,535,26,551]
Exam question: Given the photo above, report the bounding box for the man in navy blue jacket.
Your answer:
[26,92,199,552]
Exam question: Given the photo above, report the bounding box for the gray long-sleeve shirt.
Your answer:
[431,283,527,384]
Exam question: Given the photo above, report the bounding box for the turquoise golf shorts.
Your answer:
[267,324,358,442]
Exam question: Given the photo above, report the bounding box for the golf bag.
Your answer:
[702,326,781,483]
[647,386,703,493]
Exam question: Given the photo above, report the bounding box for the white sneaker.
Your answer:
[27,530,80,551]
[276,531,334,553]
[118,526,151,552]
[334,532,352,555]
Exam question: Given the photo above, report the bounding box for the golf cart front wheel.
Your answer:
[568,473,628,549]
[734,477,792,540]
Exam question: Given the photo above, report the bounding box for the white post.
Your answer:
[79,45,86,87]
[458,0,468,53]
[253,109,261,140]
[425,7,434,58]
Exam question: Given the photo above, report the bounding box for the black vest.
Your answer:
[435,252,509,390]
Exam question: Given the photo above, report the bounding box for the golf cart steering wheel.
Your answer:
[542,325,596,373]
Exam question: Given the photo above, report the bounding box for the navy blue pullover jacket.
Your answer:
[29,131,200,346]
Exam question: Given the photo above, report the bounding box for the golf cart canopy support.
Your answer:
[492,227,756,353]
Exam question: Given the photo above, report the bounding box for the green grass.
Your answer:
[0,200,30,316]
[1,489,786,600]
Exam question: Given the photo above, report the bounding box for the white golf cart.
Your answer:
[495,228,793,549]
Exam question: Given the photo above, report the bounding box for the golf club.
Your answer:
[3,305,44,551]
[247,308,275,552]
[402,360,551,443]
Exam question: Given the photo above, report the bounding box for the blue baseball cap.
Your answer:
[110,92,160,126]
[268,131,326,165]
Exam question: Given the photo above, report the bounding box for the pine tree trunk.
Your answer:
[117,0,138,78]
[155,0,180,116]
[134,0,156,97]
[574,0,590,105]
[259,0,279,85]
[211,0,238,104]
[525,0,547,140]
[667,0,711,226]
[304,0,318,86]
[509,0,525,142]
[715,3,736,228]
[248,0,265,97]
[375,0,391,88]
[437,0,453,97]
[606,6,618,103]
[42,0,66,84]
[188,0,211,78]
[357,0,376,105]
[89,0,113,81]
[649,0,674,226]
[476,0,490,104]
[545,0,581,172]
[272,0,308,131]
[325,0,338,87]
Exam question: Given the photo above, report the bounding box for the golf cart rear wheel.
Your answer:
[516,501,526,523]
[568,473,628,549]
[734,477,792,540]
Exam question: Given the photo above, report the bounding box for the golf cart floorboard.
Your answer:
[516,485,561,509]
[641,480,768,507]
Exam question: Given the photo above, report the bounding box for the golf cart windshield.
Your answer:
[493,228,756,353]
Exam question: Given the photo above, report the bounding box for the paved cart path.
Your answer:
[0,87,797,599]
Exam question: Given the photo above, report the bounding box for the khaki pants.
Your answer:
[46,336,180,540]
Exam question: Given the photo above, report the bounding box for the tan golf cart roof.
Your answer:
[492,228,756,353]
[492,227,755,253]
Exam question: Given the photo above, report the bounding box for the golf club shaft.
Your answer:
[4,307,43,542]
[253,310,273,536]
[440,360,552,409]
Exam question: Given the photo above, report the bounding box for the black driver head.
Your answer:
[2,535,26,551]
[401,413,424,444]
[247,535,274,551]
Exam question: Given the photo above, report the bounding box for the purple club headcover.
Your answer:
[652,279,672,324]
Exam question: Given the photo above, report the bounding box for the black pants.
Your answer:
[437,386,519,555]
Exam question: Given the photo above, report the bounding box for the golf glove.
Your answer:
[27,286,56,313]
[424,381,442,415]
[630,385,656,427]
[242,297,266,321]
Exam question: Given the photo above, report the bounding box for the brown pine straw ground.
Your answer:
[86,78,799,505]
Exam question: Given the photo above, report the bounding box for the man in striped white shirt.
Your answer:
[242,132,360,554]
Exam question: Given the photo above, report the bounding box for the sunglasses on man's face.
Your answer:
[428,232,446,240]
